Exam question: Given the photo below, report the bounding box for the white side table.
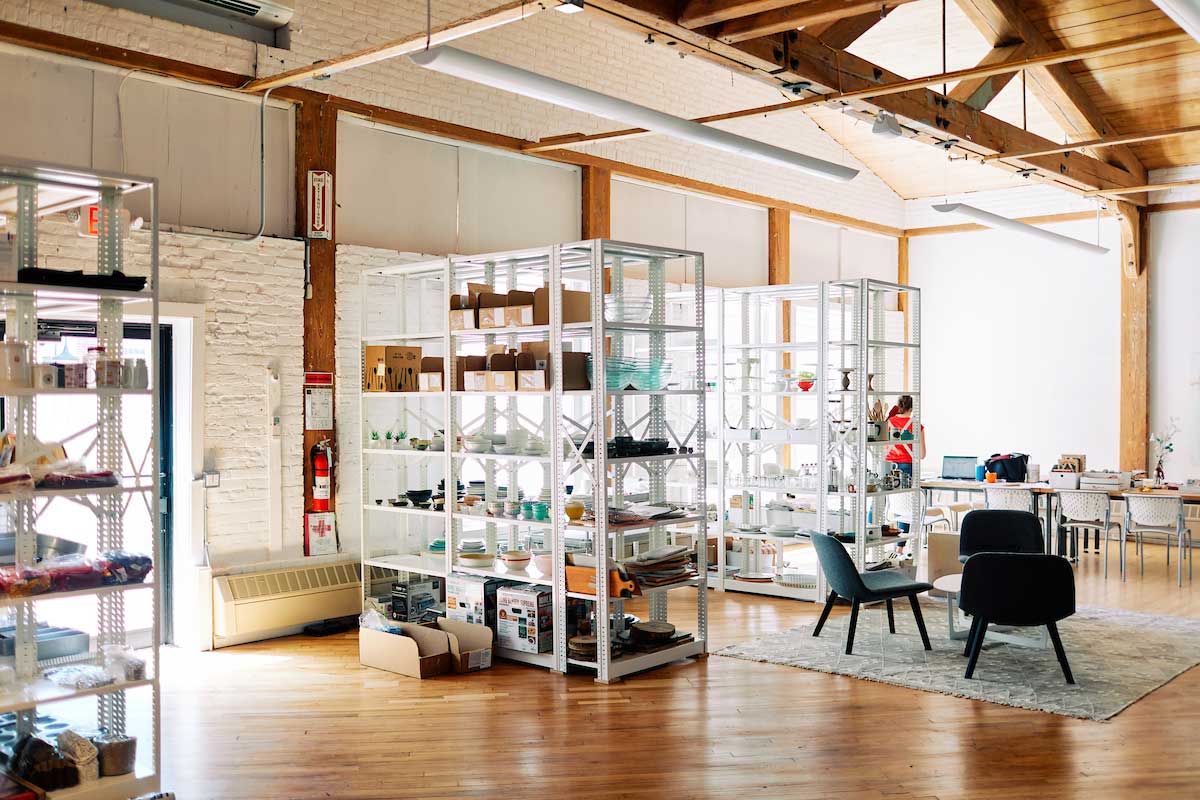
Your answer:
[932,572,1048,649]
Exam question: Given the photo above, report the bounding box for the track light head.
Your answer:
[872,111,904,138]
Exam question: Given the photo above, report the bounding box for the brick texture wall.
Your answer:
[5,0,904,228]
[34,218,306,566]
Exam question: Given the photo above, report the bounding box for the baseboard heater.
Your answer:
[212,560,361,648]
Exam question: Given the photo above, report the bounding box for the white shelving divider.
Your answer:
[358,242,708,683]
[0,159,161,798]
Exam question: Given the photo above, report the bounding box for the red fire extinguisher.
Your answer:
[310,438,333,512]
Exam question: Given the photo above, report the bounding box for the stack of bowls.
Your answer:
[604,295,654,324]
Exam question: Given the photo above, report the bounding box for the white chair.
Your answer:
[1123,494,1193,586]
[1057,490,1123,577]
[893,491,953,537]
[984,486,1037,515]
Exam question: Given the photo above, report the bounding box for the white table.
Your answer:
[931,573,1048,649]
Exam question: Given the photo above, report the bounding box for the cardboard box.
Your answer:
[437,618,494,673]
[464,371,490,392]
[385,346,422,392]
[446,574,507,632]
[496,584,553,653]
[534,286,591,325]
[514,343,590,391]
[506,290,536,327]
[477,291,509,329]
[448,282,489,331]
[359,624,452,679]
[455,355,487,392]
[390,577,443,622]
[363,345,389,392]
[449,308,477,331]
[487,352,517,393]
[419,356,444,392]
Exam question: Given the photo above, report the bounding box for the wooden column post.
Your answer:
[1117,202,1149,471]
[581,165,612,239]
[296,97,338,514]
[768,207,791,464]
[897,236,910,390]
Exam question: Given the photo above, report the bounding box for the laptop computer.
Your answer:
[941,455,978,480]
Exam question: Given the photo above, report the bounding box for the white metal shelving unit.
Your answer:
[0,160,161,799]
[716,284,824,602]
[819,278,923,589]
[358,241,707,683]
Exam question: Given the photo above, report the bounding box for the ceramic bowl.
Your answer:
[458,552,495,568]
[493,444,519,455]
[532,551,555,574]
[463,438,492,453]
[500,550,531,570]
[405,489,433,505]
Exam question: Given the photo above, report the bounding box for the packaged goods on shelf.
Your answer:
[477,291,509,328]
[532,286,590,325]
[506,290,535,326]
[448,282,489,331]
[446,574,509,632]
[390,577,443,623]
[419,356,444,392]
[497,584,553,654]
[98,551,153,584]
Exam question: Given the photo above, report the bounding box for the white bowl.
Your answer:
[493,445,519,455]
[463,439,492,453]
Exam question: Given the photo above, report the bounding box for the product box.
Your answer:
[455,355,487,392]
[477,291,509,329]
[437,618,494,673]
[533,286,591,325]
[359,623,452,679]
[390,577,444,623]
[506,290,536,327]
[496,583,553,654]
[386,346,422,392]
[486,351,517,393]
[516,342,590,391]
[445,574,507,631]
[419,356,444,392]
[449,282,489,331]
[304,512,337,556]
[1050,471,1080,489]
[363,345,389,392]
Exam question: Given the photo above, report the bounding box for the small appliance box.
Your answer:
[390,577,443,623]
[496,584,553,653]
[446,574,506,631]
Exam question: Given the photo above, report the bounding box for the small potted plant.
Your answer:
[395,429,407,449]
[1150,419,1179,486]
[369,429,380,448]
[384,430,394,449]
[796,370,816,392]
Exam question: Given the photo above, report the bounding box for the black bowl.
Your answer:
[406,489,433,504]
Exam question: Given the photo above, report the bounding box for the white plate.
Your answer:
[735,525,764,533]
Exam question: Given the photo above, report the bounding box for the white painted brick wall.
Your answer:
[8,0,904,228]
[34,218,306,567]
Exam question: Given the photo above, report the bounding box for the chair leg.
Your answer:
[908,594,931,651]
[845,599,860,655]
[964,616,988,679]
[886,598,896,634]
[963,615,982,657]
[1103,526,1109,579]
[1046,622,1075,684]
[813,591,837,637]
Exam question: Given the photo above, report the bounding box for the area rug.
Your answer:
[717,603,1200,720]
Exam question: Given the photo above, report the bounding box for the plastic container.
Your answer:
[93,734,136,776]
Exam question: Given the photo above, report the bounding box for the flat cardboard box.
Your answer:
[496,584,553,654]
[436,618,494,673]
[419,356,444,392]
[506,290,536,327]
[534,286,591,326]
[363,345,389,392]
[385,346,422,392]
[477,291,509,328]
[359,624,452,679]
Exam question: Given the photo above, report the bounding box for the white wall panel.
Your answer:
[684,195,768,288]
[457,149,580,253]
[789,216,840,283]
[0,54,93,165]
[842,230,898,283]
[909,219,1121,475]
[336,122,459,254]
[612,180,686,250]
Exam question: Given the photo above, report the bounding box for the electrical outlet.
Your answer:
[202,471,221,489]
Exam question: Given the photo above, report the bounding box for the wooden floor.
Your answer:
[161,543,1199,799]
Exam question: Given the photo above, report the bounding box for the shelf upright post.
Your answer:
[608,251,627,636]
[148,174,162,780]
[816,282,829,598]
[854,280,869,569]
[647,255,668,623]
[713,289,726,591]
[588,240,612,683]
[358,269,369,604]
[548,245,565,672]
[443,258,455,579]
[482,260,497,557]
[693,253,708,649]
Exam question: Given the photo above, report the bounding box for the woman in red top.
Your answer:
[886,395,926,532]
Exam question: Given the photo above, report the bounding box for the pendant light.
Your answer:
[409,46,859,182]
[931,203,1110,255]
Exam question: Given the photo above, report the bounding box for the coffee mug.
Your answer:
[0,342,31,389]
[62,363,87,388]
[985,471,998,484]
[33,365,56,390]
[96,359,123,388]
[975,465,986,481]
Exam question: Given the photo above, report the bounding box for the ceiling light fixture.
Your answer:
[555,0,585,13]
[1151,1,1200,45]
[872,111,904,138]
[409,46,859,182]
[932,202,1110,255]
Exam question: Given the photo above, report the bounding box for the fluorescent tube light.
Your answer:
[932,203,1110,255]
[1152,1,1200,45]
[409,46,859,182]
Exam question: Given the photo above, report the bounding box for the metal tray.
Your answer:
[0,624,90,660]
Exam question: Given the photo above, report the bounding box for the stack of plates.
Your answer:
[734,524,764,534]
[765,524,801,537]
[458,539,485,553]
[734,571,775,583]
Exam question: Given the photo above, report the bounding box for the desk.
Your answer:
[921,480,1200,559]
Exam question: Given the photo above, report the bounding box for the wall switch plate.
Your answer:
[203,471,221,489]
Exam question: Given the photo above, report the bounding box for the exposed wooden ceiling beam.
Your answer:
[711,0,916,44]
[804,10,891,48]
[948,41,1029,110]
[678,0,797,29]
[239,0,546,92]
[1083,178,1200,198]
[520,29,1182,154]
[954,0,1146,184]
[585,0,1144,196]
[983,123,1200,162]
